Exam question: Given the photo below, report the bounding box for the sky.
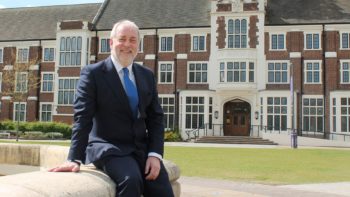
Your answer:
[0,0,104,9]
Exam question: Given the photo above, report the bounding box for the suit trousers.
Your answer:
[95,154,174,197]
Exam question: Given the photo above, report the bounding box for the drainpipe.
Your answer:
[322,24,326,139]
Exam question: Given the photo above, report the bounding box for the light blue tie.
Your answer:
[122,68,139,119]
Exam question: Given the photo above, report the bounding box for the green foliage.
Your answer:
[0,120,72,139]
[164,146,350,184]
[164,130,182,142]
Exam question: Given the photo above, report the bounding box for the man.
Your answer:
[49,20,174,197]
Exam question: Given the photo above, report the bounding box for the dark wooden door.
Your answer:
[224,100,250,136]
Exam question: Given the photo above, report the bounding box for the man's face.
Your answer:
[110,24,139,67]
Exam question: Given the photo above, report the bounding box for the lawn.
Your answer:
[1,140,350,184]
[164,146,350,184]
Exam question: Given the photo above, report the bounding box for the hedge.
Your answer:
[0,120,72,139]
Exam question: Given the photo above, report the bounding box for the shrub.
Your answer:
[164,130,182,142]
[0,120,72,139]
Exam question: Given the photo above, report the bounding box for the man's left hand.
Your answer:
[145,156,161,180]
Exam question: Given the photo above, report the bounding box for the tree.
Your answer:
[1,49,41,141]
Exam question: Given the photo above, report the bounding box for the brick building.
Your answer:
[0,0,349,140]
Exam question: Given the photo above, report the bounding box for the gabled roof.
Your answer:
[94,0,211,30]
[266,0,350,25]
[0,3,101,41]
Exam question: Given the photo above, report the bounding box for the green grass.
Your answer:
[2,140,350,184]
[164,146,350,184]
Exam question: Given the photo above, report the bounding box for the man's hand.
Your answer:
[48,161,80,173]
[145,156,161,180]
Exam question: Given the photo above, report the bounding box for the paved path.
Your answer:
[179,176,350,197]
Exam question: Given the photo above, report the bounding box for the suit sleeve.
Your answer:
[145,73,165,157]
[68,65,96,163]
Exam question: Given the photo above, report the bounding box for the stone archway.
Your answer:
[223,99,251,136]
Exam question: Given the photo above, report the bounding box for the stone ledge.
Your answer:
[0,143,181,197]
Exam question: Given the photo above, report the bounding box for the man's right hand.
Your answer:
[48,161,80,172]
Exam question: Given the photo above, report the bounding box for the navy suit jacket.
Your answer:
[67,57,165,164]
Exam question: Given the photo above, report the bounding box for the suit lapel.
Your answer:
[103,57,133,118]
[133,63,147,119]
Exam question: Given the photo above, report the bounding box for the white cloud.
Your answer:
[0,4,6,9]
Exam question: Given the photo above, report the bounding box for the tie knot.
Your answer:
[122,67,129,76]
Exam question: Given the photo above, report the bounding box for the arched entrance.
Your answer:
[223,99,251,136]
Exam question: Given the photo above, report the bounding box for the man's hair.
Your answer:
[110,19,140,40]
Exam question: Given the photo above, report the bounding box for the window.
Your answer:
[15,72,27,92]
[159,96,175,130]
[59,36,82,66]
[159,63,173,83]
[192,35,205,51]
[341,97,350,132]
[139,37,143,52]
[332,98,336,132]
[160,36,173,52]
[341,33,350,49]
[305,33,320,49]
[188,63,208,83]
[58,78,79,105]
[341,61,350,83]
[267,97,287,131]
[227,19,247,48]
[40,103,53,122]
[303,98,323,132]
[13,102,26,122]
[17,48,28,62]
[271,34,285,50]
[100,38,110,53]
[41,73,54,92]
[0,48,3,63]
[185,96,205,129]
[219,61,254,83]
[268,62,288,83]
[305,62,321,83]
[44,48,55,62]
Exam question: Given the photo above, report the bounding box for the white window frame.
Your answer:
[304,32,321,50]
[43,47,55,62]
[13,102,26,122]
[270,33,286,50]
[159,35,174,52]
[340,60,350,84]
[191,35,206,52]
[0,48,3,63]
[219,61,254,83]
[226,18,248,49]
[158,62,174,84]
[59,36,82,67]
[266,96,288,131]
[15,72,28,92]
[304,60,322,84]
[41,72,54,92]
[17,48,29,63]
[138,36,144,53]
[185,96,205,129]
[267,61,289,84]
[57,77,79,106]
[340,32,350,50]
[302,96,324,133]
[40,102,53,122]
[187,62,208,84]
[100,38,110,53]
[158,95,175,130]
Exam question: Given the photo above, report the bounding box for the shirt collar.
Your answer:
[110,55,133,74]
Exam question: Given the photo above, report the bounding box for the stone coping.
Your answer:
[0,143,181,197]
